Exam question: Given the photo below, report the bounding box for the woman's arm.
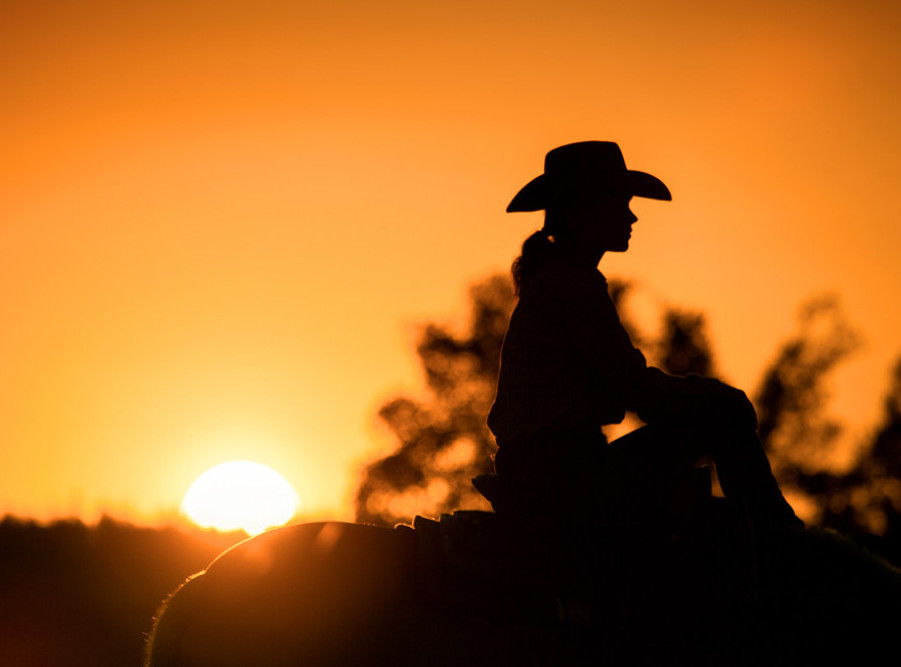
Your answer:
[560,269,756,427]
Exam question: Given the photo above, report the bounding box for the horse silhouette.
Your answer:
[146,495,901,666]
[145,514,596,666]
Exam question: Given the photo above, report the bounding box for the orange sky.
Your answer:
[2,0,899,524]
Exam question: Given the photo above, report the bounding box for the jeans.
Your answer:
[494,411,799,529]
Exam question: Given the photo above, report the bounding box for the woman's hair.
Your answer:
[511,230,553,295]
[510,210,563,295]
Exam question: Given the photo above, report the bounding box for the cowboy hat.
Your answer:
[507,141,671,212]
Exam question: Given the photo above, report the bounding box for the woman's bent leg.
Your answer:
[606,418,801,529]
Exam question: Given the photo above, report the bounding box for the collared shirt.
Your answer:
[488,254,676,444]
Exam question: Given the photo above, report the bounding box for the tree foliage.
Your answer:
[354,275,515,527]
[655,309,715,378]
[860,360,901,533]
[738,293,901,544]
[793,359,901,538]
[754,295,861,477]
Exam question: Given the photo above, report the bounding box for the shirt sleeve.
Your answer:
[558,269,689,423]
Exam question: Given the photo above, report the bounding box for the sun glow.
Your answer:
[180,461,301,536]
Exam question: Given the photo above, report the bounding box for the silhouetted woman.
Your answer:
[488,141,800,530]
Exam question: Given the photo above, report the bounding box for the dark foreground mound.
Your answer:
[146,505,901,666]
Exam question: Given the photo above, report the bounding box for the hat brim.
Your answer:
[506,170,671,212]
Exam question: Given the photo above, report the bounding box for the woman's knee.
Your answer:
[703,383,758,430]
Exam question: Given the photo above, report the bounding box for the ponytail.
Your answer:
[511,229,555,295]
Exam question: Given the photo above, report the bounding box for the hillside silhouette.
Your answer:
[143,509,901,666]
[2,508,898,664]
[0,516,243,666]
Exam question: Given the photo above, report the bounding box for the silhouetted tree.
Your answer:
[655,309,715,378]
[860,358,901,539]
[754,295,861,486]
[0,516,240,666]
[746,295,901,542]
[866,358,901,488]
[801,357,901,538]
[355,275,515,526]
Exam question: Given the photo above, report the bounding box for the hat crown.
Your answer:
[544,141,627,180]
[505,140,670,212]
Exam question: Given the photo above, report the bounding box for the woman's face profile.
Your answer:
[565,193,637,254]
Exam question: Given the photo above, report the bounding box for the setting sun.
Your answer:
[181,461,301,536]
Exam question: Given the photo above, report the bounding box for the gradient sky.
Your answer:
[2,0,899,524]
